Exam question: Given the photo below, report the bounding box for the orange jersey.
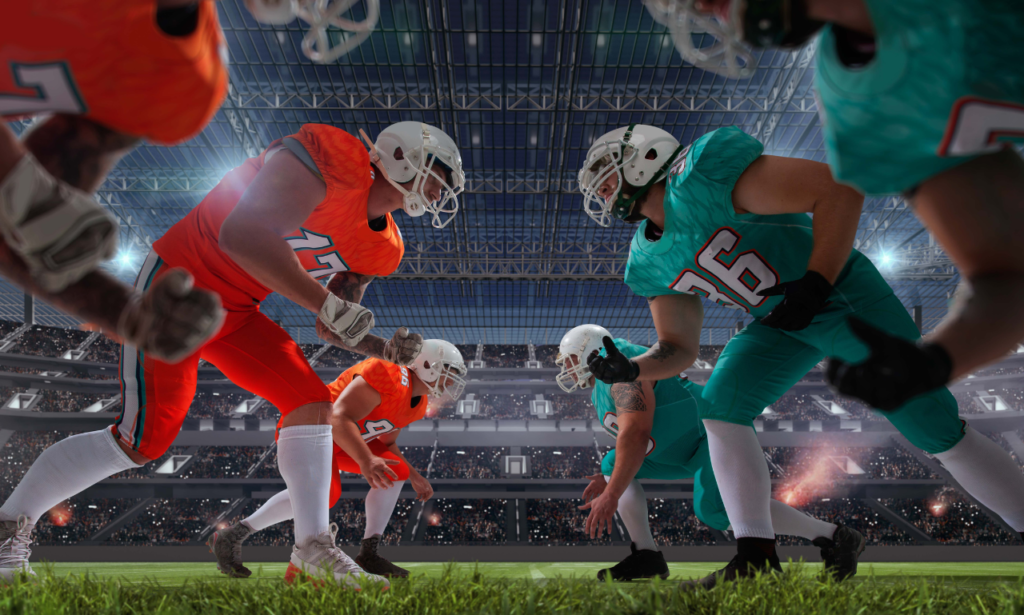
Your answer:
[326,358,428,442]
[153,124,404,310]
[1,0,226,145]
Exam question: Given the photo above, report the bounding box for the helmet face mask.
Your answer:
[578,125,682,227]
[642,0,756,79]
[373,122,466,230]
[410,340,468,401]
[555,324,613,393]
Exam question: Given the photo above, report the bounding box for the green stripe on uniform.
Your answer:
[130,258,163,449]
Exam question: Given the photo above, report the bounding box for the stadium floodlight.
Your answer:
[880,252,893,269]
[117,251,133,269]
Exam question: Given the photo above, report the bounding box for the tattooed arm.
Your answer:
[315,271,392,359]
[603,380,657,500]
[630,293,703,381]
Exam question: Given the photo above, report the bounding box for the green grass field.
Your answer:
[4,561,1024,614]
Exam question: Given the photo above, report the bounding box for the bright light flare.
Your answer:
[929,499,947,517]
[48,503,72,527]
[879,252,893,269]
[775,448,841,508]
[429,514,441,526]
[117,251,134,269]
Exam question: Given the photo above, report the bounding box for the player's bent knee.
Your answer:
[113,434,157,465]
[889,389,965,455]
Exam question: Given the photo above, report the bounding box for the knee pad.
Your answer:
[0,154,118,292]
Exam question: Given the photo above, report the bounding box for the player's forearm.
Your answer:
[633,340,696,381]
[929,273,1024,379]
[807,187,863,283]
[331,416,375,467]
[605,430,649,498]
[0,242,130,332]
[219,224,327,313]
[316,321,389,359]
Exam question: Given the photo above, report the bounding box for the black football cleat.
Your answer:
[355,535,409,578]
[597,543,670,582]
[813,524,866,581]
[207,522,253,578]
[679,552,782,591]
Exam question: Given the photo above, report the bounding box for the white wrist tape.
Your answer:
[0,154,118,292]
[318,293,374,347]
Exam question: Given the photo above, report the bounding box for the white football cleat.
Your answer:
[284,523,390,591]
[0,515,35,582]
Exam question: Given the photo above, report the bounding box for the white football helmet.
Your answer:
[555,324,612,393]
[411,339,468,401]
[642,0,755,79]
[244,0,379,64]
[578,124,682,227]
[369,122,466,229]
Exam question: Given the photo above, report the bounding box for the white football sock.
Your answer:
[933,427,1024,530]
[243,490,294,532]
[769,499,836,541]
[0,429,141,523]
[702,419,775,540]
[364,481,404,539]
[614,478,657,551]
[276,425,332,545]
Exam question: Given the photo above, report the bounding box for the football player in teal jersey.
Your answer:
[578,124,1024,588]
[646,0,1024,413]
[557,324,865,583]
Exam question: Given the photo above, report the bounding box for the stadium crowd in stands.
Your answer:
[527,499,615,545]
[880,489,1018,545]
[109,499,225,545]
[423,499,505,545]
[526,447,601,479]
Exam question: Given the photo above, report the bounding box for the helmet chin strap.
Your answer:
[359,129,427,217]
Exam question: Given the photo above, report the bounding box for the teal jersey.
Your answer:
[816,0,1024,195]
[591,339,704,465]
[624,126,891,320]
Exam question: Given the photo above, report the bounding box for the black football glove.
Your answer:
[826,317,953,411]
[587,336,640,384]
[757,270,834,331]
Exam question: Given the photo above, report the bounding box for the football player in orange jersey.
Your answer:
[0,120,465,585]
[207,340,467,584]
[0,0,379,363]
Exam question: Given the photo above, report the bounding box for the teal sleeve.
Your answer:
[624,250,680,298]
[689,126,764,189]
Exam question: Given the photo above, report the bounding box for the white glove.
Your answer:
[318,293,374,347]
[0,154,118,292]
[118,268,225,363]
[383,327,423,366]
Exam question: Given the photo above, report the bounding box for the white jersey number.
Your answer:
[361,419,396,442]
[939,97,1024,156]
[285,228,351,279]
[695,228,778,307]
[602,412,655,456]
[0,62,86,116]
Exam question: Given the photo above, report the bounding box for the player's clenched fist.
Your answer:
[588,336,640,384]
[118,268,225,364]
[383,327,423,366]
[318,293,375,347]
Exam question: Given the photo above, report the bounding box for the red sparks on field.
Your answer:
[776,449,837,508]
[48,504,72,527]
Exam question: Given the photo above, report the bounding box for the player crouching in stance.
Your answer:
[208,340,466,586]
[558,325,865,583]
[0,121,464,584]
